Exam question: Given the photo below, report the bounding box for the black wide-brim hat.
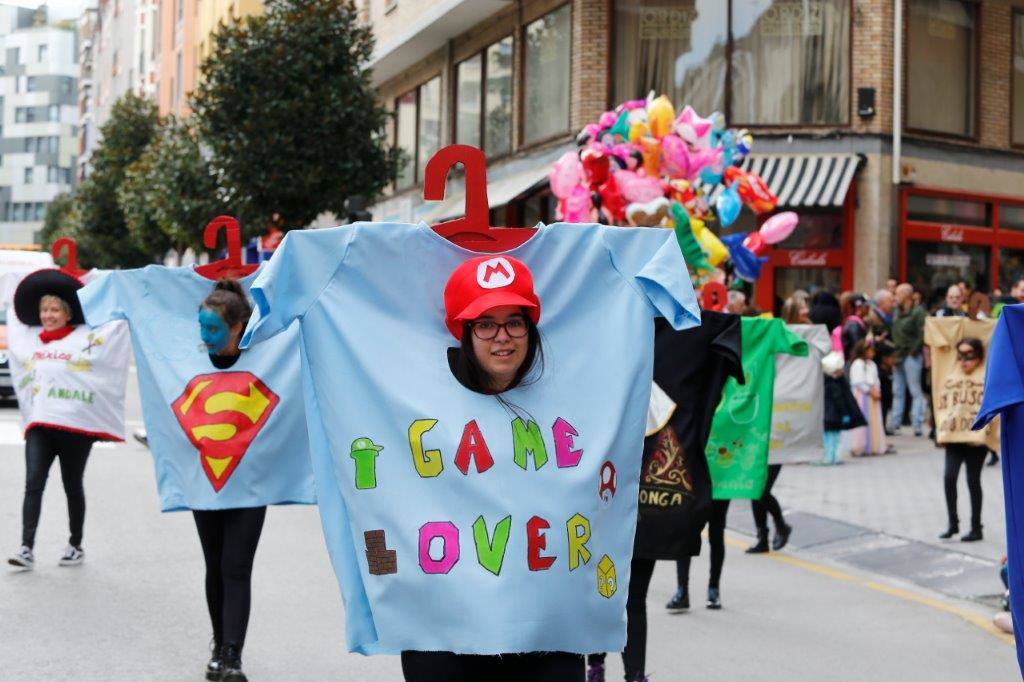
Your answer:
[14,269,85,326]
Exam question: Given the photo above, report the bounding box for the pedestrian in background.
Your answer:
[938,337,988,543]
[890,283,926,437]
[845,339,888,456]
[820,350,866,464]
[840,293,870,360]
[867,289,895,431]
[935,285,967,318]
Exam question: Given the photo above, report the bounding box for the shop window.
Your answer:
[774,210,843,249]
[394,90,416,190]
[521,190,556,226]
[999,248,1024,292]
[613,0,849,126]
[416,76,441,186]
[455,54,482,149]
[613,0,727,115]
[906,0,978,138]
[485,38,513,157]
[774,266,842,310]
[906,241,989,309]
[1014,11,1024,146]
[906,194,989,227]
[523,4,571,145]
[731,0,850,125]
[394,76,441,191]
[455,37,513,157]
[1002,204,1024,232]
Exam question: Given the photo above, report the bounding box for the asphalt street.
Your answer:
[0,370,1018,681]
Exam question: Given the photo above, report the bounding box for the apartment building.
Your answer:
[367,0,1024,311]
[0,5,77,245]
[197,0,262,62]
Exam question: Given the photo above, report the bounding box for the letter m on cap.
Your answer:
[476,257,515,289]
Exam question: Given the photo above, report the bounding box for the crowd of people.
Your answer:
[1,237,1013,682]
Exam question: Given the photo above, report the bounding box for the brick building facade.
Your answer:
[367,0,1024,311]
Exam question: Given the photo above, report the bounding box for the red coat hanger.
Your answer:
[51,237,88,279]
[194,215,258,280]
[424,145,535,251]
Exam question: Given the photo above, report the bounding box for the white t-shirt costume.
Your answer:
[242,221,700,655]
[0,269,129,441]
[769,324,830,464]
[78,265,316,511]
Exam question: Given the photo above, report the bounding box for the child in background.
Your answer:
[845,339,888,456]
[821,350,866,464]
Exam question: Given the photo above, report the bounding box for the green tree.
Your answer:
[191,0,399,234]
[74,93,162,268]
[39,192,77,251]
[119,117,225,256]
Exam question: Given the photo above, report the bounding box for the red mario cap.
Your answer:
[443,255,541,340]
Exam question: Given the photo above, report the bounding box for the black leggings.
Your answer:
[586,558,657,680]
[677,499,731,590]
[751,463,785,534]
[22,427,94,549]
[193,506,267,648]
[943,444,986,530]
[401,650,584,681]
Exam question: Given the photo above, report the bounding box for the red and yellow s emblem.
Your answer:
[172,372,280,492]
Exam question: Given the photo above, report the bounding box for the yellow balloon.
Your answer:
[692,218,728,266]
[628,120,650,144]
[647,95,676,139]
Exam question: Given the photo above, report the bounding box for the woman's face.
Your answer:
[469,305,529,392]
[957,343,981,375]
[798,304,810,324]
[39,299,69,331]
[199,307,242,355]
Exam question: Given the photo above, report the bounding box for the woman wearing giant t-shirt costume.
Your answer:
[400,255,583,681]
[7,270,95,569]
[193,279,265,682]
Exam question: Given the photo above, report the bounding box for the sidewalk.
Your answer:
[728,434,1008,604]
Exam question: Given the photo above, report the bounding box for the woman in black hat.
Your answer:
[8,269,94,570]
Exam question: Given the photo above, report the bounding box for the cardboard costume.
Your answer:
[241,221,700,655]
[925,316,999,450]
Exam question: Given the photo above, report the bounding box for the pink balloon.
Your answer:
[563,185,594,223]
[760,211,799,244]
[549,152,583,200]
[659,135,690,179]
[614,169,664,204]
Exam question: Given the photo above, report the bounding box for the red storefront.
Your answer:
[899,187,1024,306]
[738,153,861,313]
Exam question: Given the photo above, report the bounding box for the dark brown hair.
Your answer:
[956,337,985,363]
[449,308,544,394]
[201,278,252,328]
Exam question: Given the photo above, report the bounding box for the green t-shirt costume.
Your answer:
[706,317,807,499]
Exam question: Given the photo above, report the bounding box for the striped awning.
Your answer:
[703,153,863,208]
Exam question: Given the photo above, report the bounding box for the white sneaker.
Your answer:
[58,544,84,566]
[8,546,34,569]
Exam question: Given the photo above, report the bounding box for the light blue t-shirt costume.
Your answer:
[78,265,315,511]
[974,304,1024,676]
[242,221,699,655]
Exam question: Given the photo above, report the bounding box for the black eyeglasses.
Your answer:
[957,351,978,361]
[470,318,528,340]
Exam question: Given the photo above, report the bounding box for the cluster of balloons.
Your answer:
[547,94,800,282]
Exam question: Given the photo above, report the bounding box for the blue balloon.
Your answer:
[722,232,769,282]
[716,182,742,227]
[700,165,723,186]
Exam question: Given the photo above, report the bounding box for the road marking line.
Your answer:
[722,534,1013,645]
